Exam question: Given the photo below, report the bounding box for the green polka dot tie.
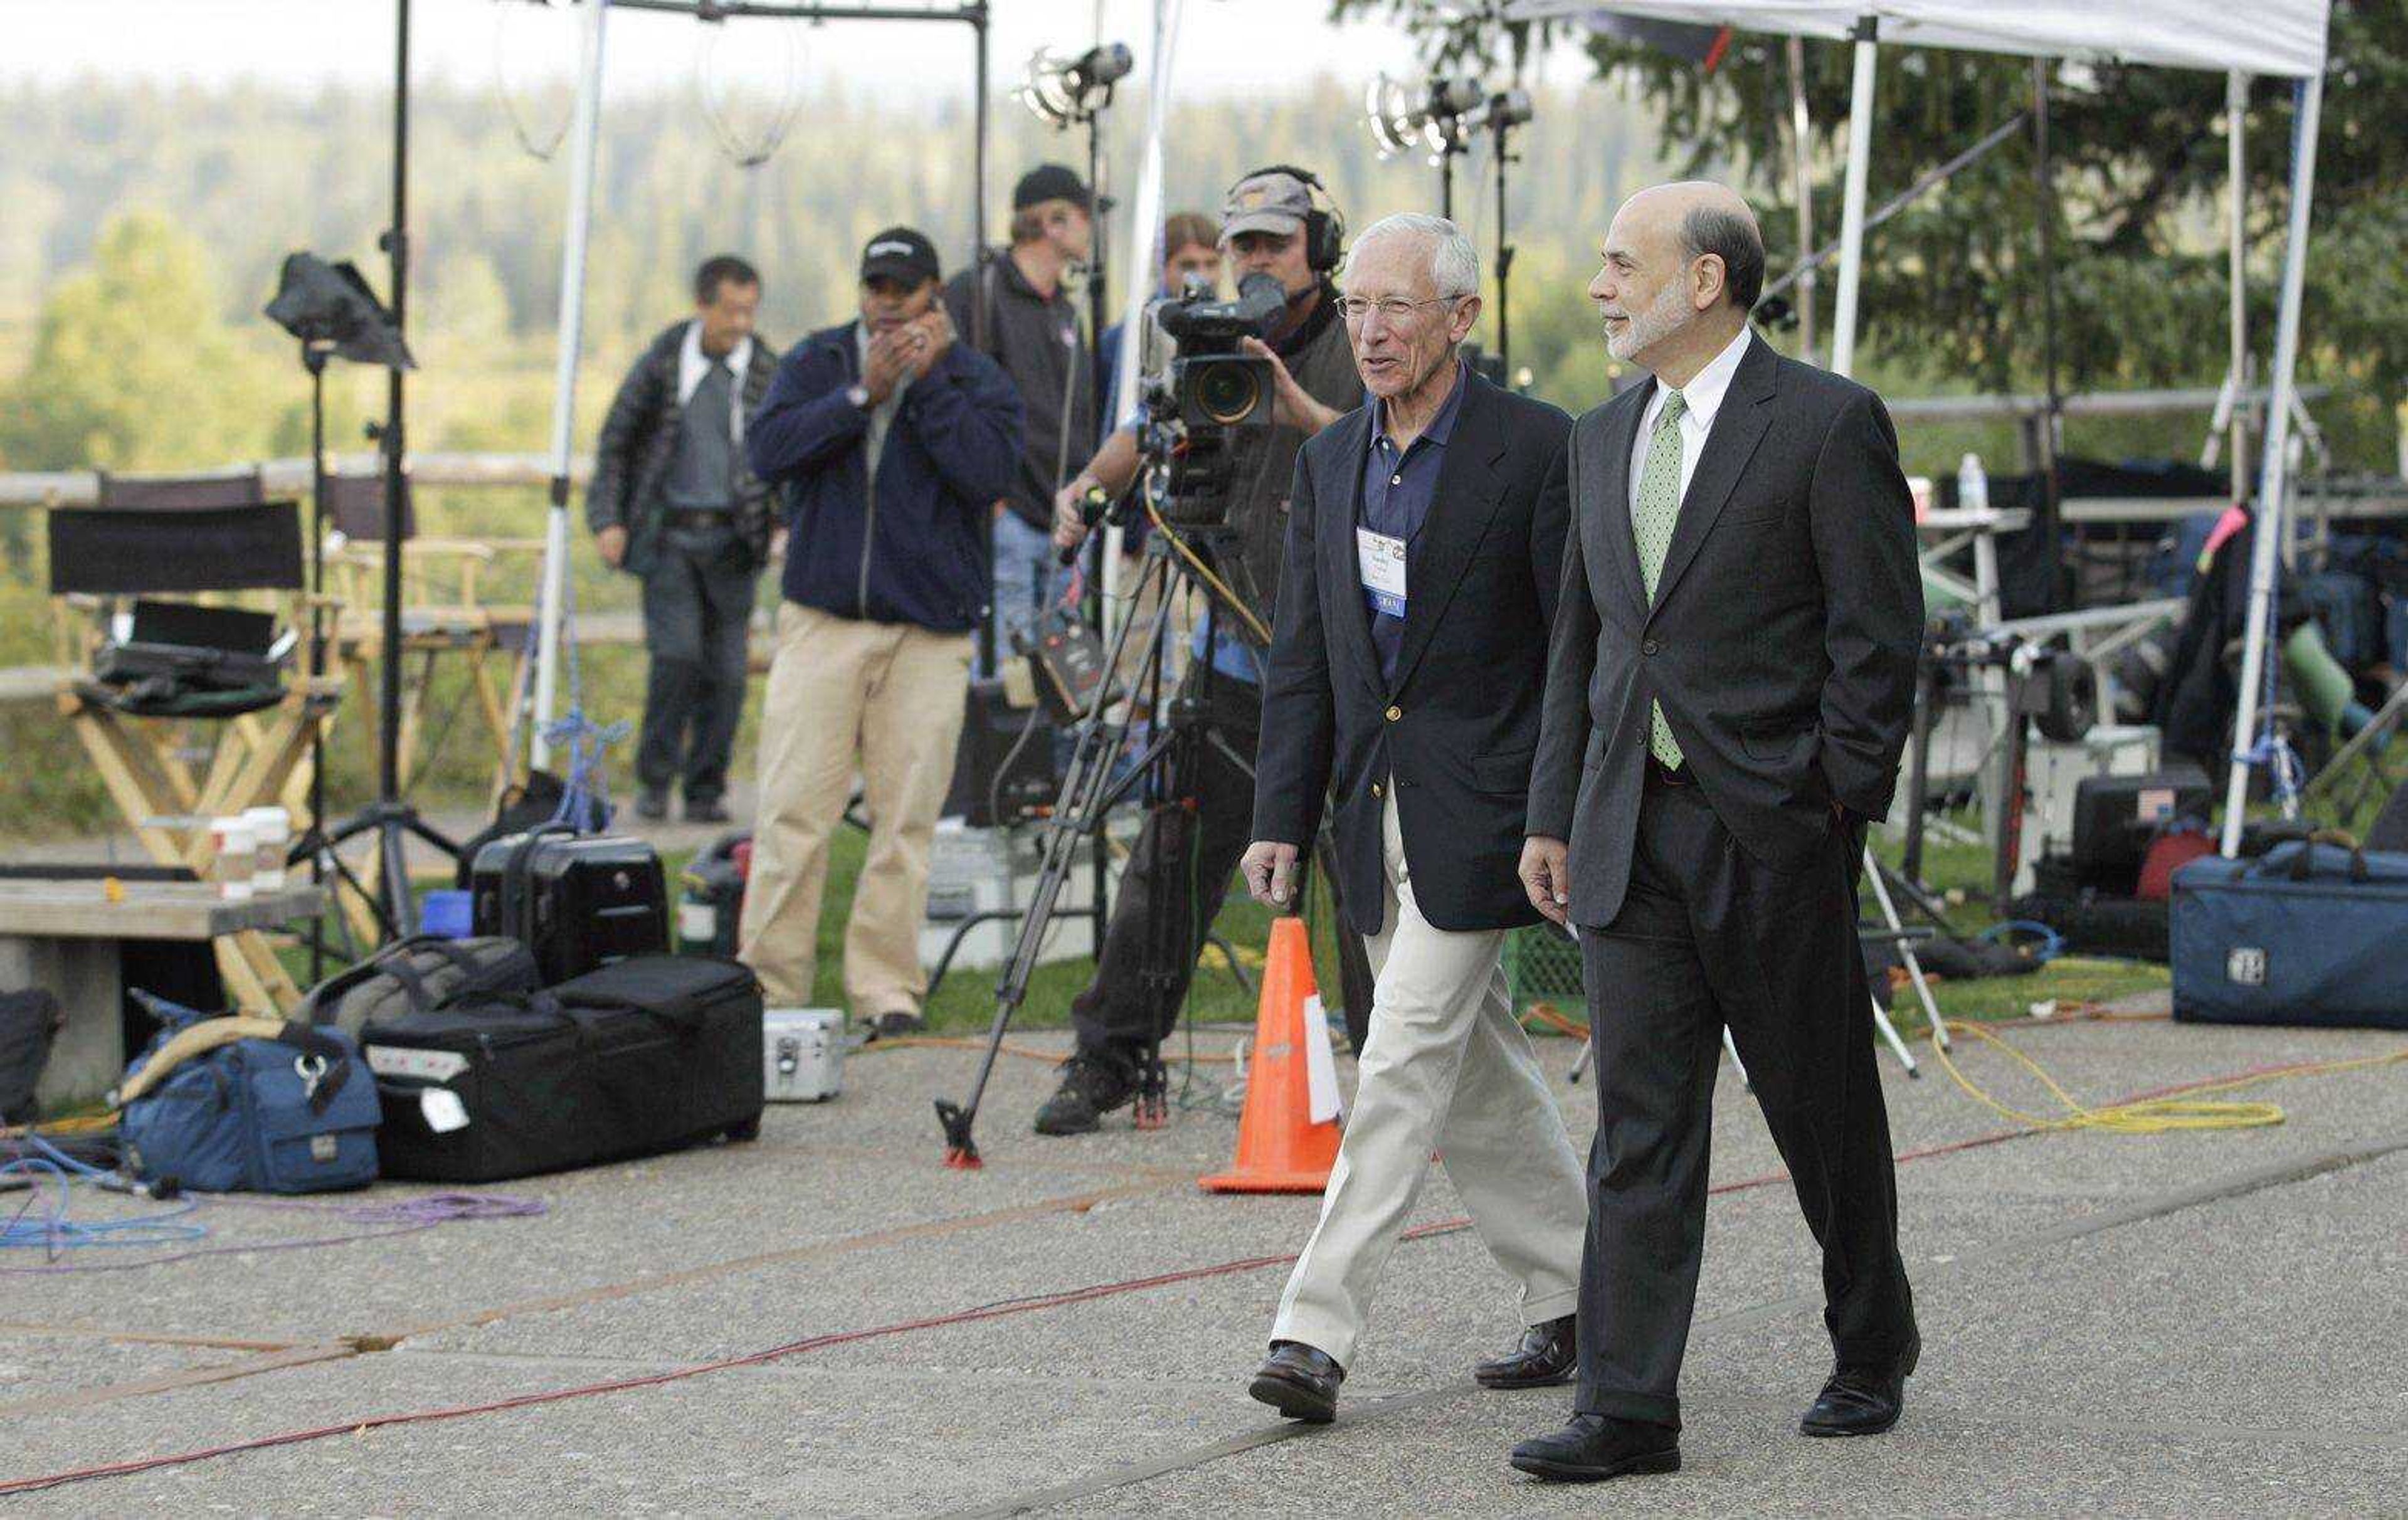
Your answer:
[1634,389,1687,767]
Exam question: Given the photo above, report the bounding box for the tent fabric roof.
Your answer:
[1510,2,2330,78]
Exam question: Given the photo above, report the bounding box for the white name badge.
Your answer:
[1357,527,1407,619]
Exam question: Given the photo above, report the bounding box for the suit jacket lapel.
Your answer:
[1320,406,1387,700]
[1390,377,1507,694]
[1593,383,1652,618]
[1649,336,1777,617]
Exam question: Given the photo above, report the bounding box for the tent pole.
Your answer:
[1829,16,1877,378]
[2226,70,2250,502]
[2031,58,2062,573]
[2219,71,2323,858]
[531,0,610,771]
[1101,0,1183,640]
[1787,35,1815,362]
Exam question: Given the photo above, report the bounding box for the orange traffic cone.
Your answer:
[1201,916,1341,1194]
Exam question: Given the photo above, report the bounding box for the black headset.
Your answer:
[1230,164,1346,274]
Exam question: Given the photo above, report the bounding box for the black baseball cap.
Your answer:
[859,226,941,287]
[1012,163,1092,213]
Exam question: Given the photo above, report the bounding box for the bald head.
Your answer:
[1590,181,1765,380]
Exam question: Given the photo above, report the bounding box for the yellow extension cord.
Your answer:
[1923,1011,2408,1135]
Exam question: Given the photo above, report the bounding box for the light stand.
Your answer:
[1020,38,1135,975]
[1482,88,1531,376]
[263,251,418,969]
[325,0,460,941]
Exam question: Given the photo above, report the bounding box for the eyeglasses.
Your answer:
[1338,293,1466,324]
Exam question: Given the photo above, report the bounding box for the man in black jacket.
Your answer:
[737,228,1023,1037]
[588,254,778,823]
[1236,214,1588,1426]
[943,164,1097,665]
[1035,167,1368,1136]
[1512,182,1923,1483]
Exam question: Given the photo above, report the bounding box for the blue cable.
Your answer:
[1,1137,206,1253]
[1980,919,2067,963]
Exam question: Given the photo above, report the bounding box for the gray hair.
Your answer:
[1341,213,1480,300]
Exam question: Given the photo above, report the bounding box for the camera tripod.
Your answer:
[935,512,1265,1168]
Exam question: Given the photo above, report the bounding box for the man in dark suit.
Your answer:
[1238,213,1590,1425]
[1510,183,1925,1482]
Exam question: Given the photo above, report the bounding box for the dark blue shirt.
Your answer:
[1358,361,1468,688]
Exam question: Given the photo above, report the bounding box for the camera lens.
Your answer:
[1196,361,1261,426]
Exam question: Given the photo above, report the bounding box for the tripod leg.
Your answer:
[935,552,1180,1166]
[1870,996,1920,1077]
[1864,843,1948,1052]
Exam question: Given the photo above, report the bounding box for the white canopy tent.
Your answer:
[1508,0,2333,853]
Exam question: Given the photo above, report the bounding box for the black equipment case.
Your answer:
[361,955,765,1183]
[91,600,284,695]
[2070,769,2212,892]
[469,826,668,985]
[300,935,538,1040]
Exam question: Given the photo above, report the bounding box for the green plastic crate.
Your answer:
[1503,922,1584,1020]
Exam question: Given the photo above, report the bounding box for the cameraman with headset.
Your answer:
[1034,166,1367,1137]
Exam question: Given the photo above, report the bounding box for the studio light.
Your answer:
[1019,41,1134,129]
[1363,72,1483,162]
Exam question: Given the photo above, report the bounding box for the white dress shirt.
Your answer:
[678,319,754,443]
[1627,325,1756,518]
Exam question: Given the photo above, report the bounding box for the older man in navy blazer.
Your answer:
[1238,213,1590,1425]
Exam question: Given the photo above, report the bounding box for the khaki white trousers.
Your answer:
[1270,793,1588,1367]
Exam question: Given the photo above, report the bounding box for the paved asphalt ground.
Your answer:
[4,992,2404,1517]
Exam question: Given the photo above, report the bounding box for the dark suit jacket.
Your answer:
[1254,370,1573,936]
[1529,334,1923,928]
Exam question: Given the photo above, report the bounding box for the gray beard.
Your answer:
[1605,278,1690,363]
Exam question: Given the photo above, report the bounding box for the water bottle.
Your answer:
[1956,453,1989,514]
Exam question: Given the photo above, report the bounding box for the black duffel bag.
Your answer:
[361,955,764,1183]
[301,936,540,1041]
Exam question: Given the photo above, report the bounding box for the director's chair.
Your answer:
[47,472,343,1013]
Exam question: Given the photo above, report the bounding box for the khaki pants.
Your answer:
[737,601,973,1015]
[1270,793,1589,1369]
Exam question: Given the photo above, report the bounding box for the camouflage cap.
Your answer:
[1220,169,1317,241]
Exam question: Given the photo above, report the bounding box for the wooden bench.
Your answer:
[0,877,324,1112]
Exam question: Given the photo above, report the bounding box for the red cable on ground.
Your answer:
[0,1052,2364,1499]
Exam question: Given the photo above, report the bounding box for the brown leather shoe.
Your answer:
[1474,1314,1576,1389]
[1249,1341,1343,1423]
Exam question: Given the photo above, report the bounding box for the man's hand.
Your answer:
[1054,475,1100,552]
[862,327,913,404]
[1240,840,1301,910]
[907,307,956,377]
[595,524,628,569]
[1240,337,1340,435]
[1519,837,1571,927]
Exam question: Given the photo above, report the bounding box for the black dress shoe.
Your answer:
[683,796,732,825]
[633,789,668,822]
[1249,1341,1343,1423]
[1800,1338,1920,1438]
[1509,1413,1680,1482]
[1474,1314,1576,1390]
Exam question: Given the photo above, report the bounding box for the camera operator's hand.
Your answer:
[907,308,956,379]
[1054,475,1099,552]
[1241,840,1301,910]
[862,328,914,405]
[1519,837,1571,928]
[595,525,628,569]
[1240,337,1343,436]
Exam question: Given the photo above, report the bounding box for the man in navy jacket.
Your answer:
[737,226,1025,1037]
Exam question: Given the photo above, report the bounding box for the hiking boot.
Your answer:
[1033,1055,1138,1136]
